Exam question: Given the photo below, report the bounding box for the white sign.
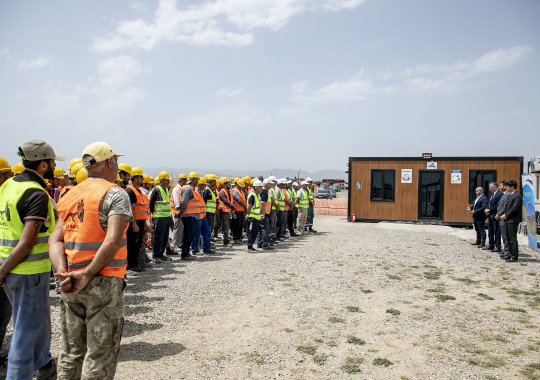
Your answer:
[401,169,412,183]
[427,161,438,170]
[451,169,462,184]
[356,181,362,189]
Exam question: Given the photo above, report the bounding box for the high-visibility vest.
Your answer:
[307,187,314,202]
[195,188,206,219]
[247,191,261,220]
[0,178,55,274]
[231,188,246,212]
[152,185,171,218]
[262,190,271,215]
[287,188,297,208]
[60,185,74,199]
[128,185,149,221]
[219,189,233,213]
[271,187,284,211]
[57,180,128,279]
[180,185,200,218]
[205,186,216,214]
[281,188,290,211]
[297,188,309,209]
[170,184,182,214]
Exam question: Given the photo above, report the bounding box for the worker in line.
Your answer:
[267,176,279,245]
[218,178,235,247]
[256,178,274,250]
[212,179,222,241]
[193,178,213,254]
[138,175,153,267]
[286,180,299,237]
[0,139,64,379]
[148,172,173,263]
[170,174,187,253]
[118,163,132,189]
[245,180,264,252]
[125,167,149,273]
[50,141,130,380]
[202,174,218,252]
[292,182,300,231]
[52,167,65,202]
[178,172,200,260]
[274,179,286,242]
[0,157,13,369]
[306,177,317,233]
[296,181,310,235]
[231,179,247,244]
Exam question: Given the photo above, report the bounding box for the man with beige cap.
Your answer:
[0,139,64,380]
[50,141,132,380]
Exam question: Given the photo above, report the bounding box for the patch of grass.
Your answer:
[507,307,527,313]
[346,335,366,345]
[346,306,361,312]
[314,338,323,343]
[455,277,481,285]
[478,293,495,300]
[361,289,373,294]
[468,356,505,369]
[505,288,539,296]
[388,274,402,280]
[521,362,540,379]
[341,364,361,374]
[276,278,290,282]
[436,294,456,302]
[424,271,441,280]
[313,354,328,365]
[284,328,294,333]
[510,348,525,356]
[506,328,519,335]
[386,308,401,316]
[245,351,265,365]
[297,345,317,355]
[427,288,445,293]
[373,357,393,367]
[327,340,338,347]
[424,265,438,269]
[427,243,440,246]
[328,316,345,324]
[528,272,537,276]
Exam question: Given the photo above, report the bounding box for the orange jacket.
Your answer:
[128,185,149,221]
[231,187,246,212]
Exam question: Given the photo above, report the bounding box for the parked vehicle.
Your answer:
[316,188,336,199]
[332,183,341,192]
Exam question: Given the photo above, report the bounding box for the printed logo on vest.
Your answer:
[0,201,10,221]
[65,199,85,223]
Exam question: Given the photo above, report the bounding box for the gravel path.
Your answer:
[6,215,540,379]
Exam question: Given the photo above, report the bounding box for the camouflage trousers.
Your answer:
[57,276,125,380]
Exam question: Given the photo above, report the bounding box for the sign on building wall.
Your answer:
[427,161,437,169]
[356,181,362,189]
[401,169,412,183]
[522,174,539,251]
[451,169,462,184]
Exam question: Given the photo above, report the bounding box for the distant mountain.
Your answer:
[141,167,348,181]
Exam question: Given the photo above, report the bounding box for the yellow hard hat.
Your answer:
[220,176,230,183]
[68,157,82,171]
[82,142,122,165]
[234,177,240,184]
[236,179,245,187]
[118,163,132,175]
[70,162,83,177]
[131,167,143,176]
[251,178,256,184]
[198,177,207,185]
[157,171,169,180]
[154,177,160,184]
[116,173,121,181]
[244,176,251,183]
[215,179,221,186]
[178,173,188,180]
[206,174,217,181]
[0,157,11,172]
[76,168,88,183]
[188,171,199,179]
[12,162,24,175]
[143,174,152,184]
[54,167,65,178]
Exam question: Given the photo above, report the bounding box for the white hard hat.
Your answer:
[301,181,308,185]
[287,180,292,184]
[253,180,263,187]
[306,177,313,182]
[293,182,299,186]
[278,178,287,184]
[268,176,277,182]
[263,178,269,185]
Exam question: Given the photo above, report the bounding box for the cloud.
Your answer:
[130,1,146,12]
[215,87,244,97]
[91,0,365,52]
[17,56,54,70]
[291,45,533,103]
[98,55,148,88]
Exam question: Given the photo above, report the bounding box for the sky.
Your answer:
[1,0,539,173]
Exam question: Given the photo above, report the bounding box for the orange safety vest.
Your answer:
[195,188,206,219]
[170,184,182,214]
[281,188,290,211]
[231,187,246,212]
[180,185,200,217]
[57,179,128,279]
[128,185,149,221]
[59,185,74,199]
[219,188,233,213]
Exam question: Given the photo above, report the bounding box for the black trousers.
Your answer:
[247,217,260,248]
[232,210,245,241]
[506,222,519,259]
[487,216,501,249]
[287,210,295,234]
[473,218,486,245]
[276,210,283,240]
[257,214,270,248]
[181,216,196,256]
[127,220,146,268]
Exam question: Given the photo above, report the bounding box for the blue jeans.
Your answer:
[4,272,52,380]
[191,218,202,252]
[153,217,170,258]
[200,217,211,252]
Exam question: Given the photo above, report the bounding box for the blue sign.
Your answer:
[522,175,538,251]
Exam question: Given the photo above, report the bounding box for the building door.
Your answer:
[418,170,444,220]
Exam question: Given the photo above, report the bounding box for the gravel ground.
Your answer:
[3,215,540,379]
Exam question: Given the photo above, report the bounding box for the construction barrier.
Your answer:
[314,198,347,216]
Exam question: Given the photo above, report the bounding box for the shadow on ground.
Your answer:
[119,341,186,362]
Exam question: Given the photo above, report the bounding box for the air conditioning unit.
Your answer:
[530,157,540,173]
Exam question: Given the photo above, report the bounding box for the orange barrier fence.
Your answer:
[314,198,347,216]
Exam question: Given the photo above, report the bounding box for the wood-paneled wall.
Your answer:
[348,158,522,224]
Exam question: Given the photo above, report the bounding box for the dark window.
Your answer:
[469,170,496,202]
[371,170,395,201]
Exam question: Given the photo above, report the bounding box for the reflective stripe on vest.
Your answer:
[271,187,284,210]
[152,185,171,218]
[281,188,290,211]
[307,187,314,202]
[195,188,206,219]
[128,185,149,220]
[170,184,182,214]
[231,188,246,212]
[0,178,54,275]
[205,186,216,214]
[181,186,200,218]
[57,179,128,279]
[219,189,232,213]
[298,188,309,209]
[247,192,261,220]
[262,191,271,214]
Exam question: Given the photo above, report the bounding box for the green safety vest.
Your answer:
[271,187,284,211]
[307,187,314,202]
[247,191,261,220]
[152,185,171,218]
[286,188,295,206]
[0,178,55,274]
[297,188,309,209]
[205,186,216,214]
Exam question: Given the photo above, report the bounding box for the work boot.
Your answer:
[36,359,57,380]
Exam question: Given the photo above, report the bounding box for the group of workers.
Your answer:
[0,139,318,380]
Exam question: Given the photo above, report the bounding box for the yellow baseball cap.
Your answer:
[82,142,123,167]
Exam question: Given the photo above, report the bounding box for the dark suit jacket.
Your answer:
[471,194,488,220]
[496,191,510,217]
[504,192,523,223]
[486,190,502,219]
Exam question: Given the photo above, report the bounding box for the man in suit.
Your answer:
[500,180,522,262]
[467,187,488,248]
[484,182,502,252]
[495,181,510,257]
